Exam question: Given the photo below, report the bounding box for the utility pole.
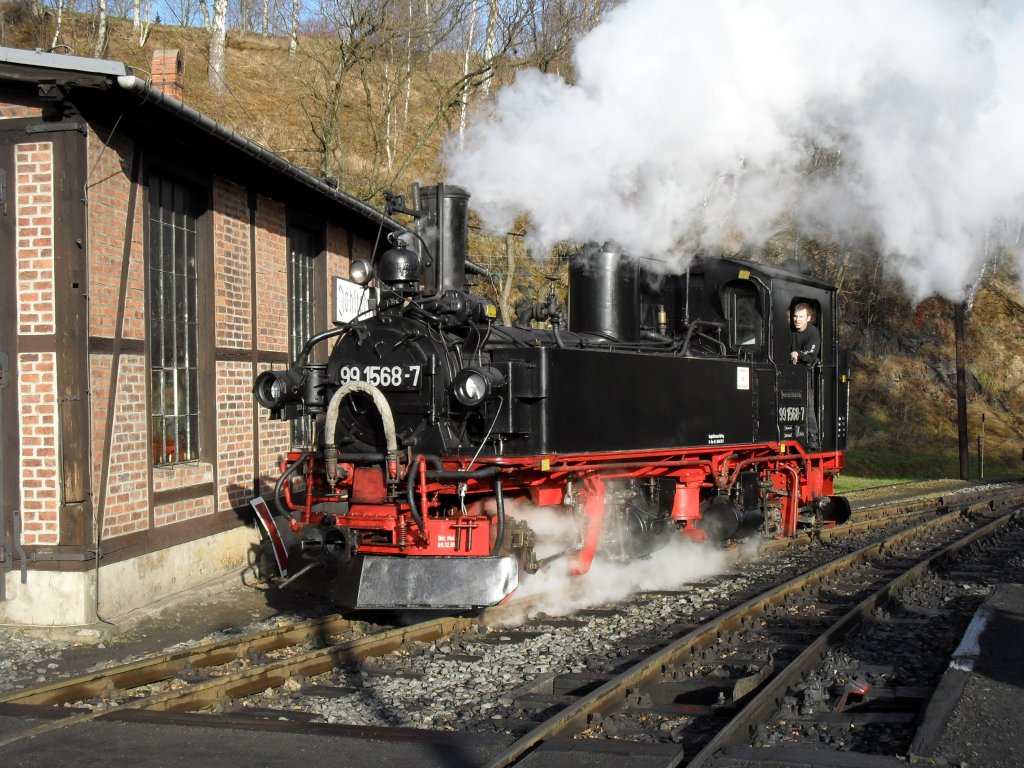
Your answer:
[954,301,969,481]
[978,413,985,480]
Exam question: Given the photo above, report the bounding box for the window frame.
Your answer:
[286,220,326,449]
[722,282,764,352]
[145,171,213,467]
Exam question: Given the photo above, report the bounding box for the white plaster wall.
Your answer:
[0,525,261,628]
[0,567,94,626]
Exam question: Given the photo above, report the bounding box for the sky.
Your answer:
[444,0,1024,301]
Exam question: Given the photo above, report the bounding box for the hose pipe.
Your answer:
[273,453,311,521]
[323,381,399,487]
[405,455,428,534]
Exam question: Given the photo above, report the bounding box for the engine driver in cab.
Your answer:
[790,302,820,450]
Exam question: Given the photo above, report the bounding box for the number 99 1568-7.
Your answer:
[337,365,421,390]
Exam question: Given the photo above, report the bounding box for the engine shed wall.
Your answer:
[0,58,389,626]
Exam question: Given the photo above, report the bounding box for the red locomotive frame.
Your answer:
[268,441,845,581]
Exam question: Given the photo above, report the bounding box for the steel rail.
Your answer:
[679,504,1024,768]
[0,596,541,747]
[757,483,1023,555]
[0,614,475,747]
[4,482,1003,702]
[0,612,354,707]
[2,485,1020,755]
[3,487,975,706]
[480,494,1018,768]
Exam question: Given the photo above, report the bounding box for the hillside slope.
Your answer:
[4,11,1023,481]
[844,261,1024,480]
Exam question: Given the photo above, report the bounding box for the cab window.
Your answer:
[724,284,762,350]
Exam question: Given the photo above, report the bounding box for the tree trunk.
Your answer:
[289,0,299,56]
[458,1,478,149]
[200,0,211,32]
[94,0,108,57]
[209,0,228,93]
[403,0,413,130]
[138,1,153,46]
[424,0,433,64]
[481,0,496,96]
[50,0,65,51]
[383,42,394,174]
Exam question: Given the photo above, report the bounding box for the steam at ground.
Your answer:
[445,0,1024,300]
[517,539,731,616]
[496,505,735,622]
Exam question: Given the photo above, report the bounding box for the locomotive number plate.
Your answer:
[337,364,422,390]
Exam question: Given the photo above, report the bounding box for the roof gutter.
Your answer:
[115,74,403,232]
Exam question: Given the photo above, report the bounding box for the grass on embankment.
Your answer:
[835,445,1024,495]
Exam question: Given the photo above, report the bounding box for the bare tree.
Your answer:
[93,0,108,57]
[108,0,132,18]
[297,0,392,185]
[289,0,299,55]
[132,0,153,45]
[49,0,66,51]
[521,0,613,76]
[209,0,228,93]
[480,0,497,96]
[456,0,478,149]
[155,0,206,27]
[288,0,534,196]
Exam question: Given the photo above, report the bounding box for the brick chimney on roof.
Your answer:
[151,49,184,100]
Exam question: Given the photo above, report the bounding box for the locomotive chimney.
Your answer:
[416,184,470,295]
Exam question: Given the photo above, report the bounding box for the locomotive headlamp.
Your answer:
[254,367,304,409]
[349,258,373,286]
[451,366,504,407]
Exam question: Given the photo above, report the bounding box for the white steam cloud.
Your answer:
[499,507,733,622]
[444,0,1024,300]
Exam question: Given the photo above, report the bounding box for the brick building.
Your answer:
[0,47,400,626]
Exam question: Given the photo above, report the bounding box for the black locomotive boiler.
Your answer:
[251,183,851,610]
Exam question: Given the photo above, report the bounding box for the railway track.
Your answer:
[2,483,1022,765]
[0,609,495,746]
[484,489,1024,766]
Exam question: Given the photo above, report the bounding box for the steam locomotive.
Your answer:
[250,184,850,610]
